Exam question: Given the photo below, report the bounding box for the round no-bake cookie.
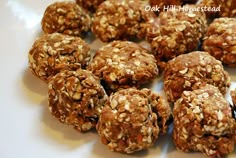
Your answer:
[173,84,236,157]
[146,5,207,68]
[88,41,158,92]
[75,0,105,13]
[163,51,230,103]
[28,33,91,82]
[92,0,155,42]
[97,88,172,153]
[48,69,108,132]
[41,1,91,36]
[203,17,236,67]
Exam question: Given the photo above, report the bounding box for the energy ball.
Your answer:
[41,1,91,36]
[97,88,172,153]
[92,0,156,42]
[48,69,108,132]
[88,41,158,92]
[163,51,230,103]
[202,18,236,67]
[173,84,236,157]
[146,5,207,68]
[75,0,105,13]
[28,33,91,82]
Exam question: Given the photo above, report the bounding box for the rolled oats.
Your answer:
[203,17,236,67]
[92,0,156,42]
[173,84,236,157]
[163,51,230,103]
[48,69,108,132]
[41,1,91,36]
[28,33,91,82]
[145,5,207,69]
[88,40,159,93]
[97,88,172,153]
[214,0,236,17]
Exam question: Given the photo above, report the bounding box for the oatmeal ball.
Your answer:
[146,5,207,67]
[173,84,236,157]
[41,1,91,36]
[214,0,236,17]
[163,51,230,103]
[28,33,91,82]
[202,18,236,67]
[88,41,158,92]
[48,69,108,132]
[92,0,156,42]
[97,88,172,153]
[75,0,105,12]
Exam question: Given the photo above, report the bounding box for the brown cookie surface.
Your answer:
[203,17,236,67]
[88,40,159,92]
[41,1,91,36]
[163,51,230,103]
[97,88,172,153]
[48,69,108,132]
[173,84,236,157]
[28,33,91,82]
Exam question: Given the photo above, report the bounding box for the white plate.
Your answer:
[0,0,235,158]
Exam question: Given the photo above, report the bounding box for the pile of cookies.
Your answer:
[28,0,236,157]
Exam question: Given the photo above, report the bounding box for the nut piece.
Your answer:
[75,0,105,13]
[203,18,236,67]
[145,5,207,69]
[92,0,156,42]
[163,51,230,103]
[28,33,91,82]
[88,40,159,92]
[41,1,91,36]
[173,84,236,157]
[48,69,108,132]
[97,88,172,153]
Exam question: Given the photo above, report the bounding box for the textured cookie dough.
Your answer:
[41,1,91,36]
[173,84,236,157]
[163,51,230,103]
[28,33,91,82]
[92,0,156,42]
[75,0,105,12]
[145,5,207,68]
[97,88,172,153]
[203,18,236,67]
[48,69,108,132]
[88,41,158,92]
